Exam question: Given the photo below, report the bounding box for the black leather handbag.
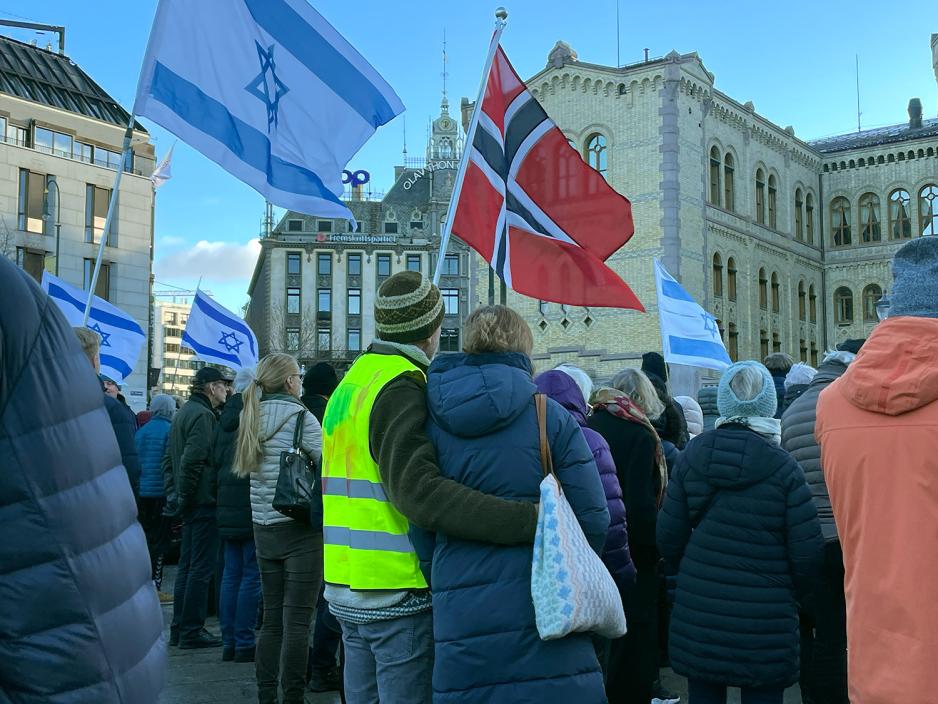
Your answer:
[272,411,315,523]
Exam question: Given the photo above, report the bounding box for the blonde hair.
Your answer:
[73,327,100,365]
[234,353,299,476]
[610,368,666,419]
[463,305,533,356]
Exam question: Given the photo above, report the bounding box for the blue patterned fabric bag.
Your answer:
[531,394,627,641]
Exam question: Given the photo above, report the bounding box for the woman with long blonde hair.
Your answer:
[234,353,322,704]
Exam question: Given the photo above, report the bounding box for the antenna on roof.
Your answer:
[855,54,862,133]
[616,0,620,67]
[0,19,65,53]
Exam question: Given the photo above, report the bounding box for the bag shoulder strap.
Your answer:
[534,394,554,479]
[291,410,305,451]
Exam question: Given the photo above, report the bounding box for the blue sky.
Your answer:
[5,1,936,311]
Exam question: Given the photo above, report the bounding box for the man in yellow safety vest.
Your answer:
[321,271,538,703]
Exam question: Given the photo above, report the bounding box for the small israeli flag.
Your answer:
[42,272,145,382]
[134,0,404,220]
[183,290,258,371]
[653,259,731,372]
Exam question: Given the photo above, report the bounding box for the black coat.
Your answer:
[104,392,142,494]
[0,259,165,702]
[212,394,252,541]
[301,393,328,424]
[657,426,823,688]
[163,392,217,512]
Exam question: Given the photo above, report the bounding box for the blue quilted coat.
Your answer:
[0,258,165,702]
[412,352,610,704]
[657,425,823,688]
[135,417,171,498]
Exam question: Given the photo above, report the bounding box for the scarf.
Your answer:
[593,389,668,505]
[714,416,782,446]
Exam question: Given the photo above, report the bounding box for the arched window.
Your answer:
[800,338,808,362]
[831,197,852,246]
[859,192,882,243]
[805,193,815,244]
[728,322,739,361]
[771,272,780,313]
[798,281,806,321]
[439,137,453,158]
[709,146,721,206]
[920,184,938,236]
[889,188,912,239]
[585,133,607,176]
[794,188,804,240]
[863,284,883,322]
[760,329,769,359]
[712,253,723,297]
[727,257,737,301]
[834,287,854,325]
[755,169,766,224]
[809,284,817,323]
[724,153,735,211]
[768,174,778,229]
[759,267,768,309]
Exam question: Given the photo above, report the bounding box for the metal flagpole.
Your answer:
[83,113,136,324]
[432,7,508,286]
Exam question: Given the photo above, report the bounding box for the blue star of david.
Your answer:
[701,313,719,339]
[218,331,243,354]
[246,42,289,130]
[88,322,111,347]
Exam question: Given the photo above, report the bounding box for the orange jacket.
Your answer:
[816,316,938,704]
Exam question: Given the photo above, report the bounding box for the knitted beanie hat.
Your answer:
[641,352,668,383]
[717,361,777,419]
[889,236,938,318]
[374,271,445,344]
[303,362,338,396]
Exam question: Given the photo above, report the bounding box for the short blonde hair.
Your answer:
[73,327,100,365]
[463,305,533,356]
[610,368,666,419]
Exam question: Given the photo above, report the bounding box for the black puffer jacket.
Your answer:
[212,394,252,541]
[657,426,823,688]
[0,259,165,702]
[781,361,849,543]
[104,392,142,495]
[697,386,719,432]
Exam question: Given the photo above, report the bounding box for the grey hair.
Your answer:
[234,367,256,393]
[822,349,857,366]
[729,366,766,401]
[149,393,176,420]
[763,352,795,375]
[611,368,666,419]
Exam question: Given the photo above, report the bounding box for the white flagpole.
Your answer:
[432,7,508,286]
[82,114,136,325]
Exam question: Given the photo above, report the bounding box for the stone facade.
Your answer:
[463,41,938,391]
[245,99,471,368]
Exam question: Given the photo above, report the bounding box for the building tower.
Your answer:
[428,30,462,162]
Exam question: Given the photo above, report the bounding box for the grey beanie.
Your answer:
[890,236,938,318]
[149,393,176,420]
[717,361,777,419]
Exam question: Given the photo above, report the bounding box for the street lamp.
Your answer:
[875,289,891,321]
[42,179,60,275]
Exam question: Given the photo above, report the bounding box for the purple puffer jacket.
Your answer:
[535,371,637,593]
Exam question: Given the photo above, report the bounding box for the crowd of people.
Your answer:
[1,235,936,704]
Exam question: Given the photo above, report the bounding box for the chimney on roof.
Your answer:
[909,98,923,129]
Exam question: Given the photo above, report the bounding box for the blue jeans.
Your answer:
[220,538,261,650]
[338,611,433,704]
[688,679,784,704]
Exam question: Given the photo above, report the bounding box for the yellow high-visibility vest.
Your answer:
[321,352,428,590]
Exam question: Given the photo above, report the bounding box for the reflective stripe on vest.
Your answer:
[321,352,428,590]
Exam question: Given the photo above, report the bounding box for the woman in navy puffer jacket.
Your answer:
[535,367,635,592]
[135,393,175,593]
[411,306,610,704]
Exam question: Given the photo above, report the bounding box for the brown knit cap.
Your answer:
[374,271,445,344]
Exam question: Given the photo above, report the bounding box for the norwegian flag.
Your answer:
[450,44,644,310]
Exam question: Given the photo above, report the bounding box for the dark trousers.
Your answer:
[220,538,262,651]
[171,507,219,641]
[310,582,343,672]
[606,567,658,704]
[137,497,170,590]
[688,679,784,704]
[254,522,323,704]
[800,541,848,704]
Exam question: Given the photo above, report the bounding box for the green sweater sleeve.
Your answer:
[370,373,537,545]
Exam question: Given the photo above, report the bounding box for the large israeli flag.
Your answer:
[654,259,731,372]
[183,290,258,371]
[41,272,145,382]
[134,0,404,220]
